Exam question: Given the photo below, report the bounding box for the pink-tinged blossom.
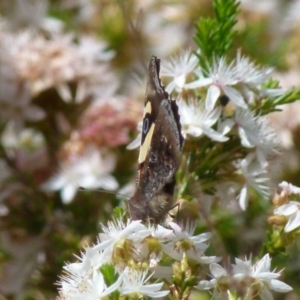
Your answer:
[0,29,115,104]
[274,181,300,232]
[278,181,300,195]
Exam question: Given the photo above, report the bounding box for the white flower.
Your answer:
[197,255,292,300]
[178,99,228,142]
[59,264,122,300]
[196,262,231,300]
[97,219,147,247]
[43,147,118,203]
[278,181,300,195]
[274,201,300,232]
[60,258,94,297]
[162,222,213,262]
[186,56,247,111]
[196,262,228,290]
[185,52,275,111]
[221,108,280,164]
[274,182,300,232]
[57,220,156,299]
[225,108,260,148]
[233,254,292,299]
[119,268,169,298]
[234,51,273,87]
[251,116,279,166]
[160,50,199,93]
[166,221,195,242]
[168,221,212,245]
[238,154,270,210]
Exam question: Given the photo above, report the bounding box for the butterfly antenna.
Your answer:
[118,0,147,70]
[78,187,128,199]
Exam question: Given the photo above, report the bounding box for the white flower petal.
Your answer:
[202,126,229,142]
[186,125,203,137]
[205,85,220,111]
[196,279,216,290]
[210,263,227,278]
[43,174,66,190]
[284,211,300,232]
[269,279,293,292]
[274,202,299,216]
[185,77,213,89]
[255,254,271,274]
[174,74,186,89]
[259,286,274,300]
[81,174,118,191]
[218,119,235,135]
[224,85,247,108]
[57,83,72,102]
[61,183,77,204]
[238,127,255,148]
[127,133,141,150]
[165,81,177,93]
[204,106,222,127]
[238,184,248,210]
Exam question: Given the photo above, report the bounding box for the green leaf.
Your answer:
[194,0,240,70]
[100,264,120,300]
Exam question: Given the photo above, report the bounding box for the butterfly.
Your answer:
[129,56,184,224]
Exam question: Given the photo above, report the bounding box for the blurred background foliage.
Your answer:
[0,0,300,299]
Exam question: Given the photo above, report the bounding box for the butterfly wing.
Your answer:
[129,56,184,223]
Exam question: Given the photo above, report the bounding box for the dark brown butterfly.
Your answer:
[129,56,184,224]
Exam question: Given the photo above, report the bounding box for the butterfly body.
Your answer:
[129,56,184,224]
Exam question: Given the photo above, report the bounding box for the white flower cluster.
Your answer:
[57,219,215,299]
[198,254,292,300]
[0,26,116,134]
[171,52,281,209]
[0,26,121,204]
[0,29,115,103]
[161,50,281,155]
[58,219,292,300]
